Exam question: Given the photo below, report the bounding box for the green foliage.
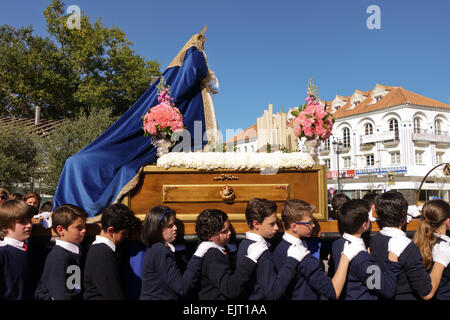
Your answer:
[41,108,117,193]
[0,121,39,189]
[0,0,161,120]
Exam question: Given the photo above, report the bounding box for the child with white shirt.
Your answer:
[413,199,450,299]
[331,199,402,299]
[83,204,141,300]
[35,204,87,300]
[273,199,362,300]
[370,191,448,300]
[196,208,268,300]
[0,200,35,299]
[140,206,216,300]
[236,198,309,300]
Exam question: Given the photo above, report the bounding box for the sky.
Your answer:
[1,0,450,135]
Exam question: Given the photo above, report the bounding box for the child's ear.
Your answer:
[362,221,368,231]
[289,223,297,232]
[1,227,9,236]
[106,226,115,235]
[55,225,64,237]
[252,220,259,230]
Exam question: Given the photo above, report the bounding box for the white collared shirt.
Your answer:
[166,242,176,253]
[282,232,303,246]
[55,239,80,255]
[245,232,266,243]
[0,237,27,251]
[91,235,116,252]
[343,233,366,248]
[380,227,407,238]
[435,233,450,244]
[208,242,227,255]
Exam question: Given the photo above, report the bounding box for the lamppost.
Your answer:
[332,139,343,193]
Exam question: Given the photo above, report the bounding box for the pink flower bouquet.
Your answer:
[291,79,334,141]
[142,78,184,140]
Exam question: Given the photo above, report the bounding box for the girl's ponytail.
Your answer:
[413,219,436,269]
[413,199,450,269]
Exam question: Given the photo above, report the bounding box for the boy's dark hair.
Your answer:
[375,191,408,228]
[99,203,141,233]
[0,200,35,238]
[362,192,378,207]
[51,204,88,234]
[338,199,370,235]
[245,198,277,228]
[141,205,175,247]
[39,200,53,213]
[331,193,350,211]
[195,209,229,241]
[281,199,313,229]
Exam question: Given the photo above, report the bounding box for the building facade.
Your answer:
[228,84,450,204]
[321,84,450,203]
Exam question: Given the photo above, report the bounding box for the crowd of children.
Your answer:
[0,189,449,300]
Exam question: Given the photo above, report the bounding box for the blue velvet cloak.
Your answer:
[52,46,210,217]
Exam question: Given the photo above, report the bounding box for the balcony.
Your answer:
[412,129,450,144]
[319,145,330,154]
[360,131,399,145]
[359,135,375,150]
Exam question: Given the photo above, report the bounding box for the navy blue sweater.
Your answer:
[140,242,201,300]
[370,233,432,300]
[0,245,33,300]
[236,238,298,300]
[83,243,124,300]
[198,247,256,300]
[35,245,82,300]
[432,238,450,300]
[332,237,400,300]
[273,239,336,300]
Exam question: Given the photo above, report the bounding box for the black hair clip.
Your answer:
[158,207,172,221]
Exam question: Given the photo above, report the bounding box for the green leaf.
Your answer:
[1,0,161,120]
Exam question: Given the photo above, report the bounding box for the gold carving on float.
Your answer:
[163,186,178,201]
[213,174,240,181]
[219,185,236,202]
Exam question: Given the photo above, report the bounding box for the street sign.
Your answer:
[355,166,407,176]
[328,187,336,195]
[327,169,356,179]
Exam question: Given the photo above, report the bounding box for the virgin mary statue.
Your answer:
[52,27,219,218]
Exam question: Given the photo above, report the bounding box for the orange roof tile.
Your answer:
[225,123,257,143]
[333,86,450,119]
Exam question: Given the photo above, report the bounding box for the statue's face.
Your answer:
[200,37,206,50]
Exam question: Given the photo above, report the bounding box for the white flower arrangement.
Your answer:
[156,151,315,170]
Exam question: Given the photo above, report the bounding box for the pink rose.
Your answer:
[142,103,183,136]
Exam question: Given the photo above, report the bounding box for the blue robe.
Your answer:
[53,46,211,217]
